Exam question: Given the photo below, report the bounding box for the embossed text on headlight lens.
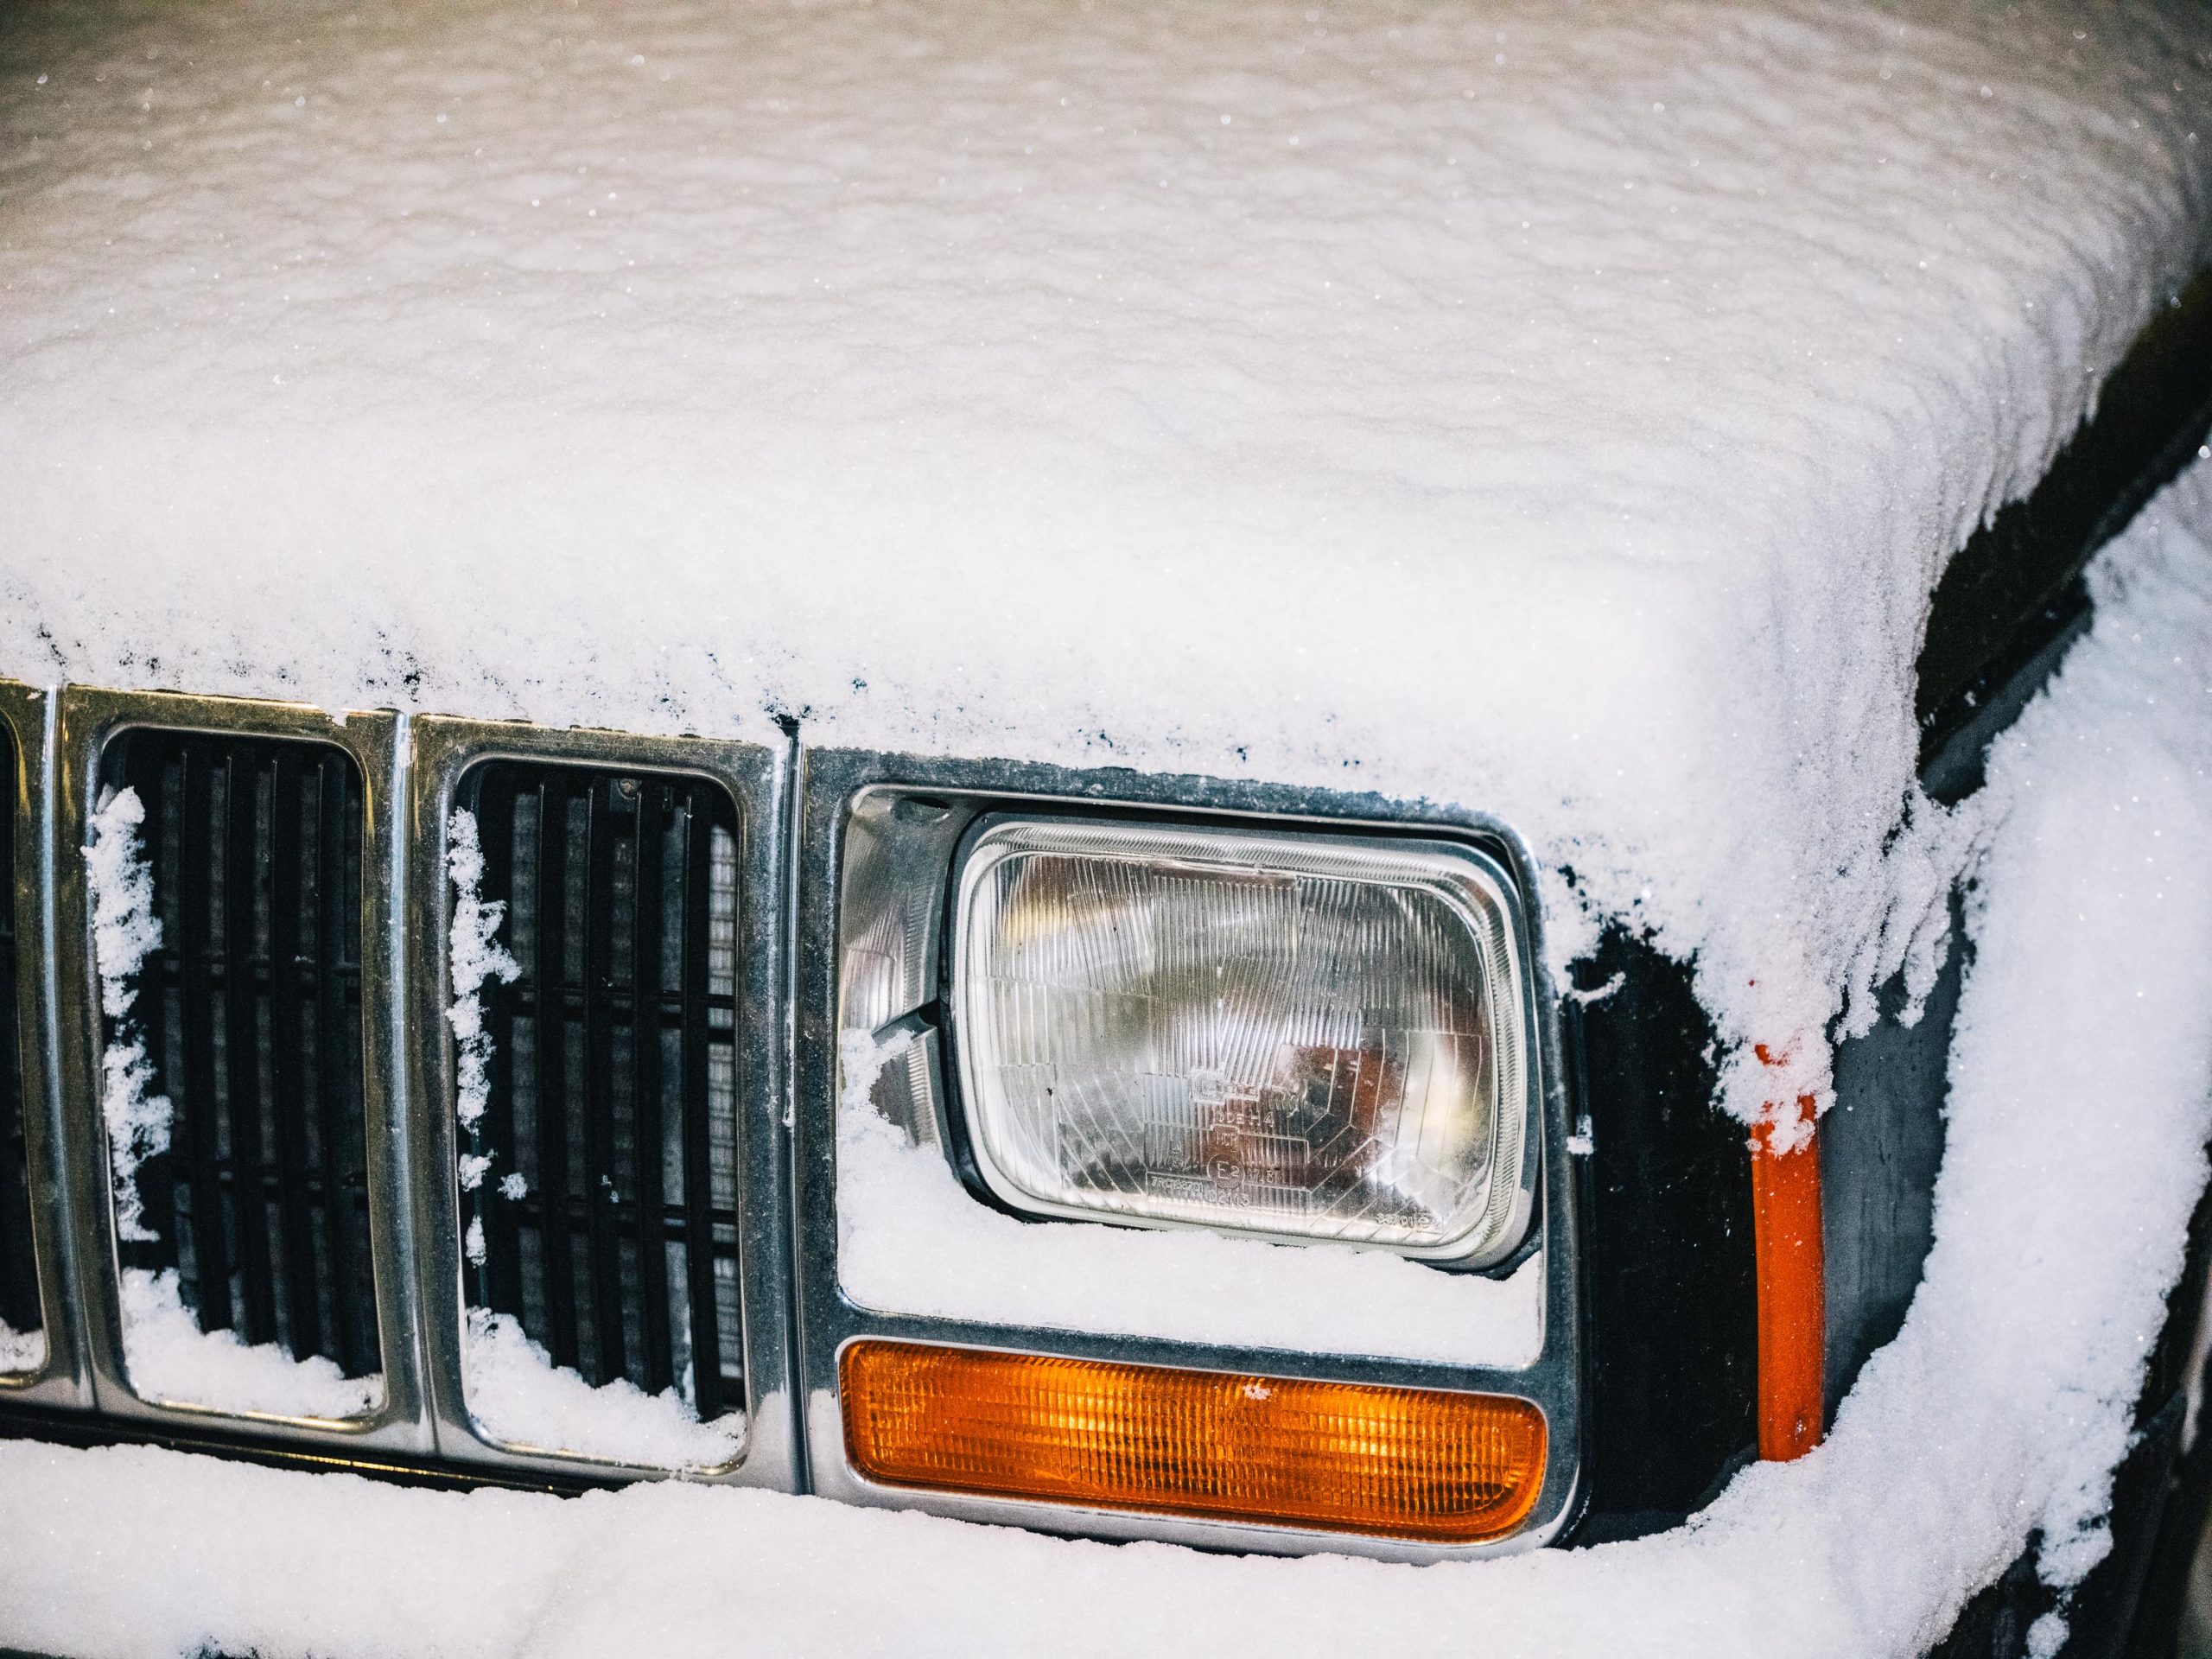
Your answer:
[948,818,1532,1265]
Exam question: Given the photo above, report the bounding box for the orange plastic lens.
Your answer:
[1750,1078,1826,1463]
[840,1339,1546,1543]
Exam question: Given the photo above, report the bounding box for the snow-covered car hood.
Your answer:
[4,0,2209,1111]
[3,2,2212,1654]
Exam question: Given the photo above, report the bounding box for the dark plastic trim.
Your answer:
[1916,264,2212,769]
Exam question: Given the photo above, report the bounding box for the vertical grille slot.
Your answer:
[459,761,745,1420]
[103,730,379,1379]
[0,717,40,1359]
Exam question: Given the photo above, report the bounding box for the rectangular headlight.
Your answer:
[948,817,1534,1267]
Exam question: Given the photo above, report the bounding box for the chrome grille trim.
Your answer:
[402,716,796,1488]
[50,689,429,1451]
[0,682,83,1408]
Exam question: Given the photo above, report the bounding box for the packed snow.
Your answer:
[118,1268,380,1422]
[83,786,169,1243]
[838,1033,1544,1366]
[444,808,520,1141]
[461,1308,744,1474]
[86,787,384,1419]
[445,807,520,1275]
[4,432,2208,1659]
[3,0,2209,1132]
[447,811,743,1468]
[0,1319,43,1375]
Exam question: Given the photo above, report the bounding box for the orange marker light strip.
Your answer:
[1750,1049,1826,1462]
[840,1339,1547,1544]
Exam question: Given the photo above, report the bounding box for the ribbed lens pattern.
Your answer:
[842,1339,1546,1542]
[957,823,1521,1255]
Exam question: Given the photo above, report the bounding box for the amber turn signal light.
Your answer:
[839,1339,1546,1543]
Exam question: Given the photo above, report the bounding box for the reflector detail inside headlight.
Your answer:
[949,817,1532,1266]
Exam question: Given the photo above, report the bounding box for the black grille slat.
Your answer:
[678,799,726,1424]
[175,740,233,1331]
[530,774,580,1372]
[107,729,378,1385]
[0,719,38,1344]
[313,751,371,1377]
[582,782,626,1387]
[479,1193,735,1238]
[266,748,322,1359]
[459,760,744,1431]
[630,780,673,1397]
[477,774,524,1321]
[221,748,277,1348]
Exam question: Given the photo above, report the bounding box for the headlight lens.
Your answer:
[948,817,1533,1265]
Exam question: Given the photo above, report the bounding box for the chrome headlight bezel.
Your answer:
[943,813,1541,1270]
[795,746,1586,1565]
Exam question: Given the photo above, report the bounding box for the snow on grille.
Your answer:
[448,764,745,1470]
[87,732,384,1420]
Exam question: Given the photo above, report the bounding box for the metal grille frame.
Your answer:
[0,683,83,1409]
[404,716,796,1488]
[50,689,427,1450]
[792,747,1586,1564]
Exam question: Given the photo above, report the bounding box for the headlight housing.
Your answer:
[947,817,1535,1268]
[809,753,1581,1563]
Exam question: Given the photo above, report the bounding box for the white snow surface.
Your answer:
[4,0,2211,1125]
[6,444,2211,1659]
[0,1319,43,1376]
[445,808,521,1139]
[118,1268,380,1422]
[84,786,170,1243]
[837,1033,1544,1365]
[460,1307,744,1473]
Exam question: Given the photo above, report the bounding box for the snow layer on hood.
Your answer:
[3,0,2209,1118]
[5,444,2209,1659]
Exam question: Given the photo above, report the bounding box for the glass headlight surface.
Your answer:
[948,817,1534,1266]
